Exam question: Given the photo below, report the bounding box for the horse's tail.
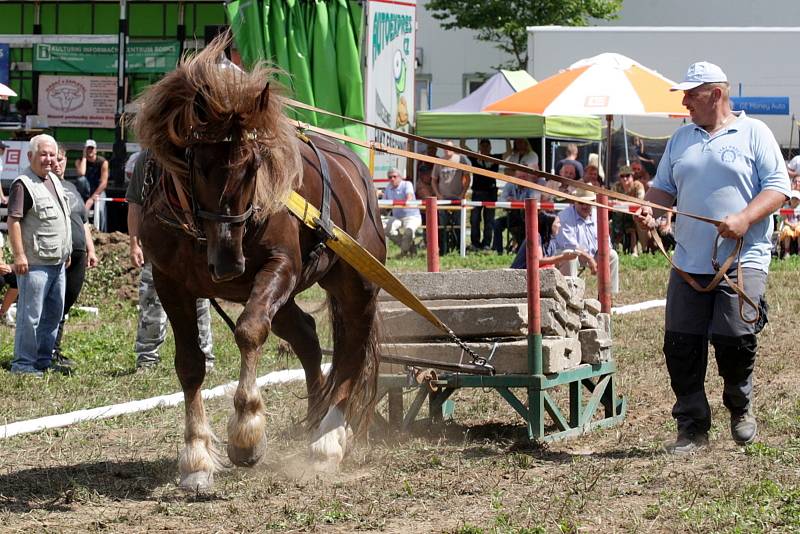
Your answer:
[310,293,381,439]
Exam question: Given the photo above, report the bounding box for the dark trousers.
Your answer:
[54,249,88,354]
[470,189,496,248]
[662,268,767,435]
[438,209,462,255]
[492,210,524,254]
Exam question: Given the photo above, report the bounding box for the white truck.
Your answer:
[526,26,800,147]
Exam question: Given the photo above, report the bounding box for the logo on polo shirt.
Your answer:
[719,145,741,163]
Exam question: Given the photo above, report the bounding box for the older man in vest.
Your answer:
[7,134,72,376]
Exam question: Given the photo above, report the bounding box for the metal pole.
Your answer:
[459,204,467,257]
[540,136,546,173]
[597,115,613,313]
[112,0,128,187]
[177,1,186,57]
[525,198,542,375]
[622,115,630,165]
[425,197,439,272]
[789,113,795,158]
[31,1,41,119]
[550,141,557,174]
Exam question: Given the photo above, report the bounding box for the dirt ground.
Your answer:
[1,252,799,533]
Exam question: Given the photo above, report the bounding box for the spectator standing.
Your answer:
[7,134,72,376]
[505,138,539,170]
[554,189,619,294]
[0,231,18,324]
[50,145,99,370]
[631,158,652,191]
[432,141,470,255]
[415,144,437,226]
[493,169,539,254]
[383,168,421,257]
[127,150,215,371]
[555,143,585,179]
[467,138,502,250]
[636,61,790,453]
[587,153,605,183]
[75,139,108,230]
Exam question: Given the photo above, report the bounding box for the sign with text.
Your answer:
[33,41,180,74]
[731,96,790,116]
[365,0,416,179]
[1,140,31,185]
[0,44,9,86]
[37,75,116,128]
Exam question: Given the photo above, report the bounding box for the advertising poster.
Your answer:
[0,44,9,86]
[365,0,416,182]
[37,75,116,129]
[1,140,31,187]
[33,41,180,74]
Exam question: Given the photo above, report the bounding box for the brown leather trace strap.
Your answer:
[649,230,760,324]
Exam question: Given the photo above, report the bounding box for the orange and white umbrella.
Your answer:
[0,82,17,100]
[484,52,687,117]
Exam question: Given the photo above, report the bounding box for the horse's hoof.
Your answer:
[180,471,214,492]
[227,436,267,467]
[309,426,346,467]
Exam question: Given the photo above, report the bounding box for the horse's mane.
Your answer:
[134,36,302,220]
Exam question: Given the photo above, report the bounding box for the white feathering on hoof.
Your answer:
[309,406,348,468]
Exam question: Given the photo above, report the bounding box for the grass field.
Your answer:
[1,237,799,533]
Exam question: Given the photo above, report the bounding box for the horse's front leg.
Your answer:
[153,269,220,491]
[227,259,296,467]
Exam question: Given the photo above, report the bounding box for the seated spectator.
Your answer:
[504,138,539,170]
[555,143,584,179]
[383,168,422,257]
[587,153,605,183]
[611,165,647,255]
[631,158,652,192]
[779,191,800,258]
[493,169,539,254]
[0,232,18,325]
[511,211,593,270]
[554,189,619,294]
[549,161,579,198]
[584,164,602,187]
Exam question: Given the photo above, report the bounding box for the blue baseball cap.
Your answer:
[670,61,728,91]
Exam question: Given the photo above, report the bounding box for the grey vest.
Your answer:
[14,168,72,265]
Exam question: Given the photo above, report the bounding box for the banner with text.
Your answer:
[365,0,416,180]
[33,41,180,74]
[1,141,31,185]
[37,75,116,128]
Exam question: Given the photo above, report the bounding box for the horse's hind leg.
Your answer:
[313,266,381,467]
[154,271,220,490]
[272,299,324,416]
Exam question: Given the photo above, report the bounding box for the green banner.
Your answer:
[33,41,180,74]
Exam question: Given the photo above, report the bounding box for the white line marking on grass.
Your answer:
[611,299,666,315]
[3,297,664,439]
[0,364,330,440]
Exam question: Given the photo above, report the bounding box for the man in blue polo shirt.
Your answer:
[637,61,790,454]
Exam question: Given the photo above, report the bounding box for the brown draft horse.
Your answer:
[134,38,385,490]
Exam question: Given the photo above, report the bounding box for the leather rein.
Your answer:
[286,99,762,324]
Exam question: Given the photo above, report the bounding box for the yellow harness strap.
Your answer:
[284,191,456,340]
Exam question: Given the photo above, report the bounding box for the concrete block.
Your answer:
[539,299,566,337]
[381,302,528,341]
[539,267,569,302]
[379,297,527,311]
[596,313,612,338]
[379,269,528,301]
[579,328,613,364]
[541,336,582,373]
[580,310,599,330]
[583,298,602,315]
[379,339,529,375]
[565,276,586,311]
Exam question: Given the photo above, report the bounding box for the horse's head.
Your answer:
[134,35,303,282]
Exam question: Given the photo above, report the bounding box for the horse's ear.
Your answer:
[257,82,270,113]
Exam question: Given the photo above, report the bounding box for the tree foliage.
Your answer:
[424,0,623,70]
